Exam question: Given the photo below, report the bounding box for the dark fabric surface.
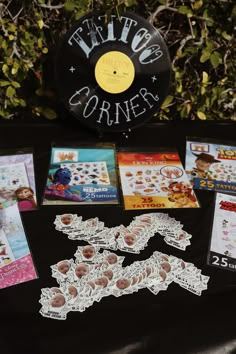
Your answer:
[0,119,236,354]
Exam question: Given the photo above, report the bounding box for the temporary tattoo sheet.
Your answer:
[208,192,236,271]
[39,245,209,320]
[0,203,38,289]
[0,151,38,212]
[43,146,119,205]
[185,138,236,193]
[117,151,199,210]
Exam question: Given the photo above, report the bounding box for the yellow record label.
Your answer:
[95,51,135,94]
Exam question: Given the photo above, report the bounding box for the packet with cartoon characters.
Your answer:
[185,137,236,193]
[42,144,119,205]
[207,192,236,272]
[0,147,38,212]
[0,203,38,289]
[117,149,200,210]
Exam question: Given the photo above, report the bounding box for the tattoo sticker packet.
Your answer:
[185,137,236,193]
[0,203,38,289]
[0,148,38,212]
[117,150,199,210]
[43,145,119,205]
[207,192,236,272]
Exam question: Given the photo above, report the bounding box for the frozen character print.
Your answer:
[0,188,16,205]
[15,186,37,211]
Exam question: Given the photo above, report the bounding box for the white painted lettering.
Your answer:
[115,101,130,123]
[98,15,117,42]
[139,88,159,108]
[83,95,98,118]
[131,28,151,52]
[139,44,163,64]
[119,16,137,44]
[69,87,90,106]
[68,28,92,58]
[97,100,113,126]
[129,94,146,117]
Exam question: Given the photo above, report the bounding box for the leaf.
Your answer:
[197,111,206,120]
[176,82,183,94]
[201,86,206,95]
[11,67,18,75]
[201,29,208,39]
[202,71,208,84]
[221,31,232,41]
[124,0,137,7]
[37,20,44,29]
[6,86,16,97]
[178,6,193,17]
[8,23,17,33]
[8,34,15,41]
[0,80,10,87]
[200,50,210,63]
[2,64,8,75]
[180,105,187,118]
[39,107,57,120]
[38,38,43,48]
[1,40,8,49]
[192,0,203,10]
[206,40,214,51]
[11,81,21,88]
[64,1,77,11]
[42,47,48,54]
[161,95,174,109]
[187,103,191,114]
[210,51,222,69]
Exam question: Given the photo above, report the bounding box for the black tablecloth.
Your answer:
[0,120,236,354]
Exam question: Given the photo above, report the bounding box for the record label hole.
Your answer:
[113,71,117,74]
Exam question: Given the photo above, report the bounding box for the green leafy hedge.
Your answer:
[0,0,235,121]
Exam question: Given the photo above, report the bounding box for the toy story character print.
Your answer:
[186,139,236,193]
[188,153,220,181]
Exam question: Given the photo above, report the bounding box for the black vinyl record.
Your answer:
[55,12,171,133]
